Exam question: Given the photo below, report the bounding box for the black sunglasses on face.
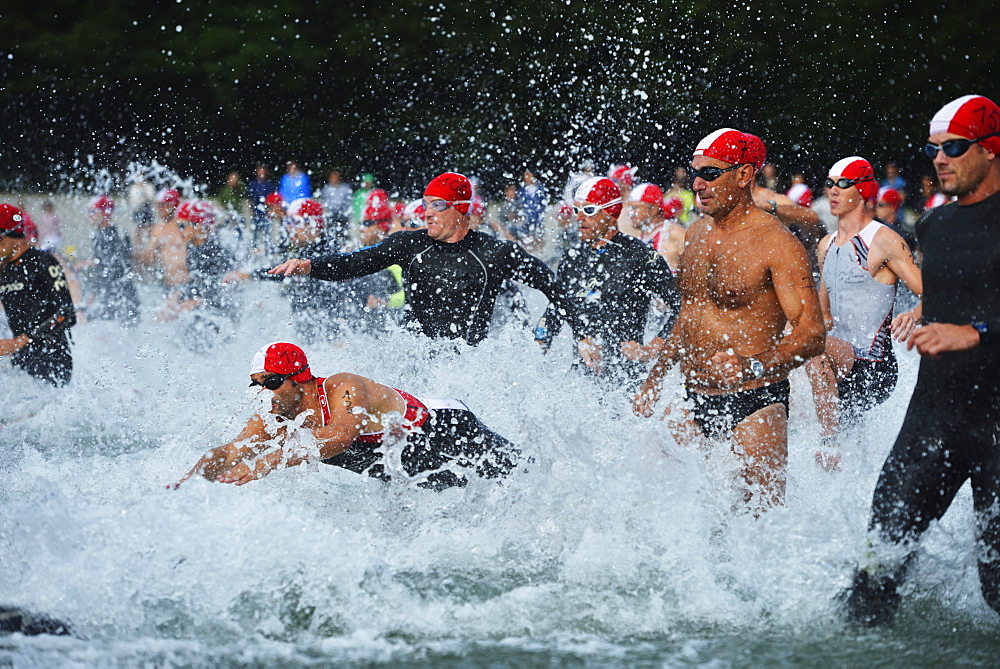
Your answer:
[824,176,875,190]
[249,372,296,390]
[689,164,745,183]
[923,131,1000,159]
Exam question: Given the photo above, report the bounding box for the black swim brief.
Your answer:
[837,353,898,426]
[686,379,791,440]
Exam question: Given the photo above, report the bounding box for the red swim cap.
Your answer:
[176,201,217,227]
[608,164,636,188]
[0,204,25,234]
[265,192,285,208]
[829,156,878,201]
[629,182,665,207]
[89,195,115,214]
[742,133,768,170]
[662,197,684,220]
[286,198,325,231]
[929,95,1000,154]
[363,188,393,226]
[155,188,181,207]
[694,128,766,169]
[877,187,902,211]
[249,342,314,384]
[574,176,623,218]
[424,173,473,214]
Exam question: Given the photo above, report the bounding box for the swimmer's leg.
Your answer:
[731,403,788,516]
[972,446,1000,615]
[842,417,968,626]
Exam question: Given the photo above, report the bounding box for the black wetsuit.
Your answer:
[309,229,583,345]
[536,232,679,387]
[254,236,349,341]
[0,248,76,386]
[318,388,520,491]
[88,224,139,324]
[183,237,237,316]
[843,191,1000,624]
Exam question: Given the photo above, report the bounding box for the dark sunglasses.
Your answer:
[689,164,745,183]
[824,176,875,190]
[249,372,296,390]
[923,131,1000,159]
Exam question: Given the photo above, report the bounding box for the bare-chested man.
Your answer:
[173,342,519,490]
[633,128,825,513]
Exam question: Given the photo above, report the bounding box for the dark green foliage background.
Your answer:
[1,0,995,194]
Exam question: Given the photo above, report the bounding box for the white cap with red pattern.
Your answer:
[929,95,1000,154]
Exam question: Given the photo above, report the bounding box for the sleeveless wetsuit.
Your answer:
[821,221,899,423]
[313,378,520,490]
[0,248,76,386]
[308,229,584,346]
[844,191,1000,624]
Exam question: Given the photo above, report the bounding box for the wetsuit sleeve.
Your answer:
[310,234,412,282]
[507,245,585,340]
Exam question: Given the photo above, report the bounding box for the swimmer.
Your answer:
[174,342,520,490]
[805,157,923,471]
[269,172,588,347]
[841,95,1000,626]
[0,204,77,387]
[633,129,825,515]
[537,176,679,390]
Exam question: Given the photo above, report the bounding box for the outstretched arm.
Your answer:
[215,376,375,485]
[172,414,280,487]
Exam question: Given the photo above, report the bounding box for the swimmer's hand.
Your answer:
[269,258,312,277]
[621,337,665,363]
[907,322,980,358]
[708,350,747,388]
[633,383,660,418]
[578,337,603,374]
[890,310,920,343]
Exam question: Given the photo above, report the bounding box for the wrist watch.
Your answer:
[746,357,765,380]
[971,321,991,346]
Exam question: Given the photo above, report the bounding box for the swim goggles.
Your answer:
[688,164,746,183]
[423,199,472,212]
[572,199,623,217]
[250,372,297,390]
[923,131,1000,158]
[824,176,876,190]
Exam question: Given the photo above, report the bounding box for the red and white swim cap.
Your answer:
[629,182,668,216]
[176,200,217,227]
[929,95,1000,154]
[694,128,766,169]
[424,172,473,214]
[828,156,878,201]
[286,198,325,231]
[155,188,181,207]
[786,183,813,207]
[877,187,902,211]
[89,195,115,214]
[403,198,425,222]
[265,192,285,208]
[249,342,314,383]
[574,176,623,218]
[608,164,636,188]
[663,197,684,220]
